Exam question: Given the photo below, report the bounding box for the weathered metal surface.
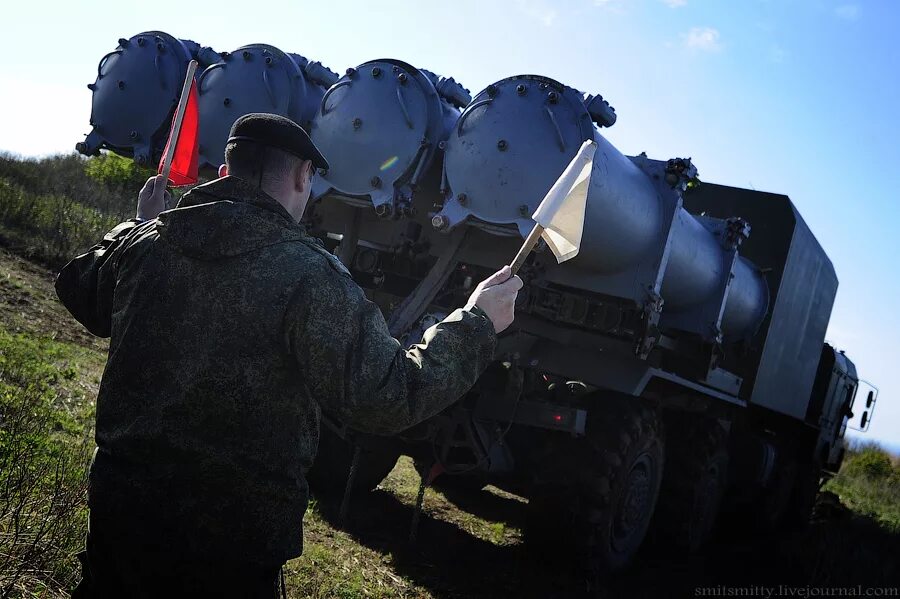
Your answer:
[196,44,334,168]
[309,60,467,216]
[78,32,203,164]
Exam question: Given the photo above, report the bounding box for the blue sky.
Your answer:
[1,0,897,451]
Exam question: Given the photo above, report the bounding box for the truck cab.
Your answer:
[807,344,861,474]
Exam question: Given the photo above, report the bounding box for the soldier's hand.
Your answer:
[464,265,523,334]
[136,175,172,221]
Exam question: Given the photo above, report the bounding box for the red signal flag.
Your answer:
[158,78,199,187]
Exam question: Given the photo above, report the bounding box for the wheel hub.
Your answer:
[611,452,655,552]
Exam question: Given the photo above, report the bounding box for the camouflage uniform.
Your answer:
[57,176,497,596]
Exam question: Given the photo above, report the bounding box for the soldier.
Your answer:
[58,113,522,598]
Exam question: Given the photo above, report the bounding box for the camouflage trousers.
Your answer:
[71,528,286,599]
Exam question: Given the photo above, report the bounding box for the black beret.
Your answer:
[227,113,329,170]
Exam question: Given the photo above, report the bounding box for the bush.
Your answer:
[0,152,149,221]
[825,443,900,533]
[844,446,895,480]
[84,152,153,193]
[0,330,93,597]
[0,152,153,267]
[0,179,120,267]
[0,152,201,267]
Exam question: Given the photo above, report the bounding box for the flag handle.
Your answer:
[510,223,544,276]
[159,60,198,195]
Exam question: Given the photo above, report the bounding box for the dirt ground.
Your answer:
[0,247,106,351]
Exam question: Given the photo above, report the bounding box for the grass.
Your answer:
[0,248,103,597]
[0,330,99,596]
[289,491,426,598]
[285,458,527,598]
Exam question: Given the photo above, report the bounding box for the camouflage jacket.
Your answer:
[55,176,496,566]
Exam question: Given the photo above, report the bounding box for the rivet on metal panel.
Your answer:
[432,214,449,230]
[118,38,129,47]
[372,67,382,78]
[370,176,381,188]
[137,37,145,46]
[374,203,393,218]
[346,67,357,77]
[352,117,362,129]
[392,66,400,73]
[438,140,447,150]
[157,42,165,52]
[398,73,408,84]
[519,204,529,216]
[242,50,251,60]
[457,193,468,206]
[516,84,526,96]
[486,84,498,97]
[117,80,125,90]
[129,131,138,139]
[547,91,559,104]
[497,139,508,151]
[265,56,273,65]
[223,98,231,107]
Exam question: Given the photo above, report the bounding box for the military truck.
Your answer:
[77,32,879,571]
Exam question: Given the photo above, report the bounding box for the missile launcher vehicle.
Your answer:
[78,32,879,571]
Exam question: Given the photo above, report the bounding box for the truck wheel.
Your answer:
[652,415,729,552]
[527,397,665,574]
[307,426,400,495]
[755,452,797,530]
[785,460,822,529]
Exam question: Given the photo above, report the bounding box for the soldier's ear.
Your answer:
[218,164,228,178]
[295,159,312,193]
